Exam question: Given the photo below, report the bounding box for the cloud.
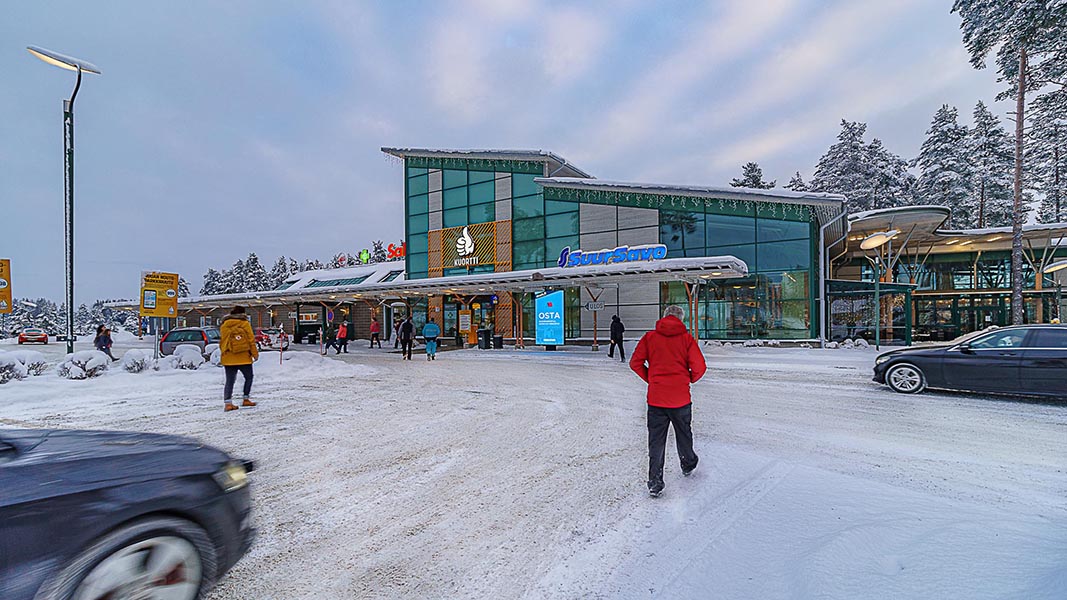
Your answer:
[540,8,610,85]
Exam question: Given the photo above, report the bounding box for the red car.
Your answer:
[17,328,48,345]
[254,327,290,351]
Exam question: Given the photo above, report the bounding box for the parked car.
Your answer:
[254,327,290,351]
[159,327,221,356]
[17,328,48,345]
[873,324,1067,397]
[0,428,255,599]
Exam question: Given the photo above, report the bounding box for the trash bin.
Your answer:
[492,334,504,349]
[454,330,464,348]
[477,328,491,349]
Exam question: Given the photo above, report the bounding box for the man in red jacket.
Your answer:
[629,305,708,497]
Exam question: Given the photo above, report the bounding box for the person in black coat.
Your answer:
[399,317,415,360]
[608,315,626,361]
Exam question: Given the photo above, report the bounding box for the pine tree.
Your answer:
[372,240,388,263]
[288,258,301,275]
[952,0,1067,323]
[968,101,1015,228]
[300,259,325,272]
[811,120,876,211]
[74,304,93,335]
[222,259,246,294]
[244,253,270,292]
[178,277,191,298]
[914,105,972,226]
[1031,92,1067,223]
[269,257,291,289]
[867,139,917,210]
[785,172,807,191]
[730,162,775,189]
[200,268,223,295]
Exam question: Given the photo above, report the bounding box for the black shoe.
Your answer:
[682,456,699,477]
[648,483,664,497]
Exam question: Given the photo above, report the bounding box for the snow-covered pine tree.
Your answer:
[1031,91,1067,223]
[200,268,223,296]
[810,120,876,211]
[178,277,191,298]
[74,304,93,335]
[914,105,972,226]
[867,139,917,210]
[372,241,388,263]
[730,162,776,189]
[968,101,1015,228]
[269,256,291,289]
[300,259,325,272]
[785,172,807,191]
[244,253,270,292]
[952,0,1067,323]
[223,259,246,294]
[288,258,300,275]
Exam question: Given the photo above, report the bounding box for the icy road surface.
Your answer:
[1,342,1064,599]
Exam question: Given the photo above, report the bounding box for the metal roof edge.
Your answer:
[535,177,846,206]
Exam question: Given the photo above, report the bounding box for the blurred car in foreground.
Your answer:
[17,328,48,345]
[254,327,290,351]
[159,327,221,356]
[0,428,255,600]
[873,324,1067,397]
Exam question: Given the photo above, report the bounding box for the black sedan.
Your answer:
[0,428,255,600]
[873,324,1067,397]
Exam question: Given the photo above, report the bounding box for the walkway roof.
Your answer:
[381,147,593,179]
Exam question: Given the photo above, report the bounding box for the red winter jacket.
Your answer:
[629,315,707,408]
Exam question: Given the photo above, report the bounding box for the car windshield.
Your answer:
[24,329,42,333]
[951,327,998,344]
[261,329,280,335]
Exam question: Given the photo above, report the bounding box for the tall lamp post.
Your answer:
[27,46,101,354]
[1043,259,1067,322]
[861,230,900,350]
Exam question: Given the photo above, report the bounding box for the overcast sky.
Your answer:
[2,0,1006,303]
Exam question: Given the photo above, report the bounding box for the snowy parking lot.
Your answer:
[2,339,1065,599]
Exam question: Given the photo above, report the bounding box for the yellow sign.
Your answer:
[458,310,473,333]
[0,259,11,314]
[140,271,179,318]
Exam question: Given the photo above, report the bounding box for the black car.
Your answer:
[0,429,255,600]
[873,324,1067,397]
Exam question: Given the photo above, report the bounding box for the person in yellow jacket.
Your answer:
[219,306,260,412]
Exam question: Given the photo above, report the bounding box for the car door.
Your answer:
[1019,328,1067,397]
[941,329,1027,394]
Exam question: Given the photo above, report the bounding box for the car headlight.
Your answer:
[875,354,892,365]
[213,461,249,493]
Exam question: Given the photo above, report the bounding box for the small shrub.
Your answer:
[121,349,151,373]
[57,351,109,380]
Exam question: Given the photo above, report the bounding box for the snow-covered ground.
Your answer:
[1,342,1064,599]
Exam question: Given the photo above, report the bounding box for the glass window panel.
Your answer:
[443,186,468,210]
[513,173,540,197]
[408,193,429,215]
[545,199,577,215]
[408,174,428,196]
[1030,328,1067,348]
[513,217,545,242]
[408,253,428,274]
[406,166,428,177]
[970,329,1027,349]
[468,202,495,224]
[407,213,428,234]
[443,207,466,228]
[757,218,810,242]
[469,181,495,205]
[469,170,494,184]
[443,169,467,189]
[514,240,545,266]
[758,239,810,271]
[408,232,428,254]
[684,213,706,249]
[660,221,684,253]
[513,194,544,219]
[545,212,579,238]
[706,213,756,247]
[711,244,756,273]
[761,271,810,300]
[546,235,580,265]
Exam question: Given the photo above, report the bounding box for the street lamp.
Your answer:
[27,46,101,354]
[861,230,899,349]
[1043,259,1067,322]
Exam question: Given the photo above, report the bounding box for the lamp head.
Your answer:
[27,46,101,75]
[1044,259,1067,274]
[859,230,900,251]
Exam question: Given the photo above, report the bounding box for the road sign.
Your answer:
[140,271,179,318]
[583,301,605,311]
[0,259,11,314]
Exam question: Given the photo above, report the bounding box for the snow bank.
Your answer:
[57,350,110,379]
[111,329,137,342]
[2,350,48,376]
[0,353,29,383]
[121,349,152,373]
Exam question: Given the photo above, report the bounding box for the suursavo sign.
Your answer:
[557,244,668,268]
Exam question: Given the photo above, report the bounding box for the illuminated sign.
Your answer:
[140,271,179,318]
[454,227,477,266]
[535,290,565,346]
[358,249,371,264]
[387,242,406,259]
[557,244,668,268]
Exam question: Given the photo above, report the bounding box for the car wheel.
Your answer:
[18,340,23,345]
[34,516,218,600]
[885,363,926,394]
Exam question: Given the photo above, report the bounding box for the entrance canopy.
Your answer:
[108,256,748,311]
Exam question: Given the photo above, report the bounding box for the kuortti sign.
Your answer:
[557,244,668,268]
[535,290,565,346]
[454,227,477,266]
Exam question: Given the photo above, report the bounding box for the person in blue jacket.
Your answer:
[422,318,441,361]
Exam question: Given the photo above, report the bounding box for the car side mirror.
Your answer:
[959,343,974,354]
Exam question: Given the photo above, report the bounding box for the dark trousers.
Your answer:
[370,333,381,348]
[401,339,413,359]
[224,364,254,402]
[394,333,400,348]
[608,337,625,360]
[337,338,348,353]
[647,403,698,487]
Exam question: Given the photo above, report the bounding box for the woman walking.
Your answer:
[94,325,118,361]
[220,306,259,412]
[369,317,382,348]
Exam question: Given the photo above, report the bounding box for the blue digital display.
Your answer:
[535,290,565,346]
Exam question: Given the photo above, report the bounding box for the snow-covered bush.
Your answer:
[204,343,219,357]
[854,338,871,349]
[173,345,205,370]
[825,341,839,349]
[209,347,222,366]
[742,339,764,347]
[766,340,781,347]
[800,343,813,349]
[154,355,179,371]
[121,349,151,373]
[5,350,48,376]
[0,354,29,384]
[841,339,856,349]
[57,351,110,380]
